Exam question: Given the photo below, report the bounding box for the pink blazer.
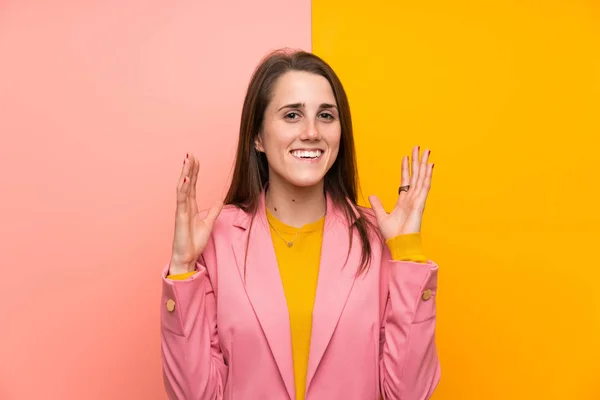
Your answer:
[160,192,440,399]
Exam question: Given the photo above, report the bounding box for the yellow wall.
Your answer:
[313,1,600,399]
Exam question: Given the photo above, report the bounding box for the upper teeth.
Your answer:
[292,150,322,158]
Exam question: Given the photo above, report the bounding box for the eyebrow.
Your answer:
[277,103,338,111]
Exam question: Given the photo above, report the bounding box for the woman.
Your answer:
[160,49,440,400]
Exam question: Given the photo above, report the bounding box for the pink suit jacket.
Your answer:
[160,193,440,399]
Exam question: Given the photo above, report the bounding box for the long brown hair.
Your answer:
[224,48,380,276]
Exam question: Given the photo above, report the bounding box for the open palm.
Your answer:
[368,145,434,240]
[169,153,223,275]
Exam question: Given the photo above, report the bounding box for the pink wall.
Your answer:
[0,1,310,398]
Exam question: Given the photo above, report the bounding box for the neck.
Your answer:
[265,176,327,228]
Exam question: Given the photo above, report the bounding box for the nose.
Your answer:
[300,118,321,141]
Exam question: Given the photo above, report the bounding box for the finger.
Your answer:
[190,157,200,215]
[415,148,431,192]
[182,153,196,198]
[409,145,420,189]
[396,155,410,206]
[417,163,434,202]
[176,153,191,212]
[368,195,388,225]
[426,162,434,188]
[204,200,224,229]
[176,153,189,189]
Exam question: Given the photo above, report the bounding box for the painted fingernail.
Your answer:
[432,164,435,169]
[186,153,189,158]
[428,150,431,155]
[183,159,186,165]
[183,177,187,183]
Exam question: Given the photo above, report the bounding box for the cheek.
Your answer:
[326,126,342,152]
[262,123,296,151]
[264,137,290,157]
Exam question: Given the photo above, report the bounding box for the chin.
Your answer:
[286,173,326,188]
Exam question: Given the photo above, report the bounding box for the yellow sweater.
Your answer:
[168,210,427,400]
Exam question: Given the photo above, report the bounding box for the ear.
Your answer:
[254,134,265,152]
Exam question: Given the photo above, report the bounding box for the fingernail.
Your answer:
[183,177,187,183]
[183,159,186,165]
[432,164,435,169]
[186,153,189,158]
[428,150,431,155]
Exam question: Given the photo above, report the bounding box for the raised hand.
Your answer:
[169,153,223,275]
[368,145,434,240]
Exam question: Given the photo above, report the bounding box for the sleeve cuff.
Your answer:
[166,271,198,280]
[386,232,428,262]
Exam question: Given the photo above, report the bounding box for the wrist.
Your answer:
[168,260,195,276]
[386,232,426,261]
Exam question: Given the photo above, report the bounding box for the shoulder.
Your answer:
[329,200,378,231]
[356,204,375,219]
[198,204,241,230]
[216,204,240,222]
[355,204,378,225]
[196,205,242,256]
[352,204,385,246]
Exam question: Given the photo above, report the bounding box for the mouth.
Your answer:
[290,149,324,161]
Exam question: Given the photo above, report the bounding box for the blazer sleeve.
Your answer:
[160,236,227,400]
[378,241,441,400]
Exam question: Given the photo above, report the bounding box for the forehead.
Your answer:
[270,70,336,105]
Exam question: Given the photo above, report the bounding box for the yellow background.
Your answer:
[313,1,600,399]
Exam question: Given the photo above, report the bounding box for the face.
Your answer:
[256,70,341,188]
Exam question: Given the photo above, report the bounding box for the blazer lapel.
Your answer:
[231,195,295,400]
[305,195,361,392]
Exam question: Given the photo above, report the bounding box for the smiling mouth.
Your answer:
[290,149,324,160]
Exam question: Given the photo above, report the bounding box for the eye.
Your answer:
[284,112,300,120]
[319,112,335,120]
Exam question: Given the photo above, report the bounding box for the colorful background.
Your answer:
[1,1,598,399]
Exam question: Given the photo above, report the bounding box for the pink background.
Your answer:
[0,1,310,398]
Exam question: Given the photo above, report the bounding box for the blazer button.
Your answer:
[422,289,433,301]
[166,299,176,312]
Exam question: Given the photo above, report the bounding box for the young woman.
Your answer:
[160,49,440,400]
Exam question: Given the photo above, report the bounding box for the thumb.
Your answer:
[368,195,387,224]
[204,200,224,228]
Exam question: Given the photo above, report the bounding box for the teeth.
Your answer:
[291,150,322,159]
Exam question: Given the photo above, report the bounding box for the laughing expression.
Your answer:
[256,70,341,188]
